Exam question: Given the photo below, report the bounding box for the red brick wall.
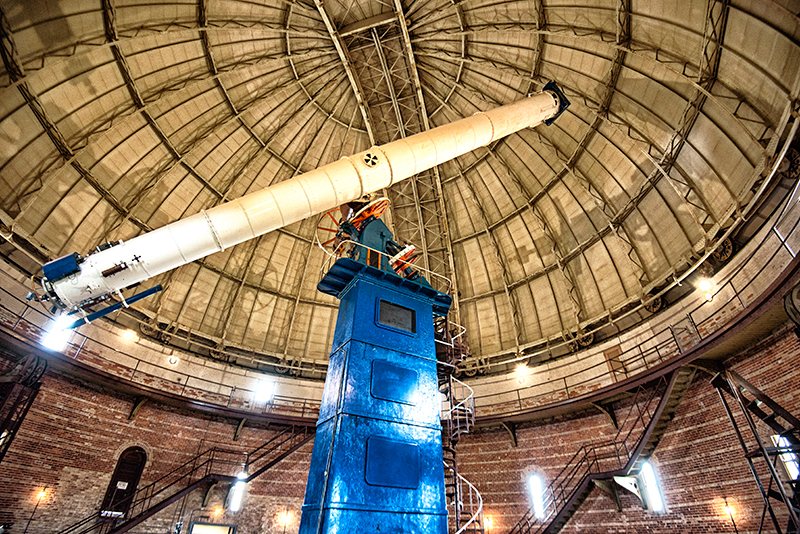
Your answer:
[459,324,800,533]
[0,369,312,533]
[2,324,798,534]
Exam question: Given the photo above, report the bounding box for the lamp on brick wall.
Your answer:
[723,497,739,534]
[228,471,247,512]
[22,487,47,534]
[278,508,293,534]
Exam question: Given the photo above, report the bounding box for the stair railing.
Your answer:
[443,376,476,443]
[509,374,673,534]
[57,425,313,534]
[714,370,800,532]
[440,346,484,534]
[453,468,484,534]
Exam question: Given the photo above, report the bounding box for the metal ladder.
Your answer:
[0,353,46,465]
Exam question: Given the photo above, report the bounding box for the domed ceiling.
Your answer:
[0,0,797,377]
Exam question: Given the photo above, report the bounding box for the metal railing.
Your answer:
[0,278,321,422]
[509,374,672,534]
[471,194,800,417]
[452,470,484,534]
[442,375,484,534]
[57,425,313,534]
[320,238,454,295]
[1,182,799,423]
[442,376,476,443]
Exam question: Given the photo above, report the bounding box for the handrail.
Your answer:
[0,279,321,422]
[2,162,800,423]
[320,238,453,294]
[454,469,484,534]
[442,376,476,442]
[509,374,673,534]
[56,425,313,534]
[471,193,800,416]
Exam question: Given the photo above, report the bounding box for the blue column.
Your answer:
[299,260,449,534]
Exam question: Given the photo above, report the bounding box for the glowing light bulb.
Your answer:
[37,489,46,499]
[698,278,712,292]
[279,511,293,526]
[484,515,493,531]
[42,314,74,352]
[122,329,136,341]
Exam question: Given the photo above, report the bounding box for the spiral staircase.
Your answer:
[437,319,485,534]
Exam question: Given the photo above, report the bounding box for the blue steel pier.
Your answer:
[299,203,452,534]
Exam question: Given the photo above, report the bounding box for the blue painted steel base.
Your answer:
[299,265,450,534]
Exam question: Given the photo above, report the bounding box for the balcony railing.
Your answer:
[1,184,799,421]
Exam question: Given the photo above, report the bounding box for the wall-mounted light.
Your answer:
[42,315,73,352]
[23,487,48,534]
[484,515,493,531]
[229,471,247,512]
[528,474,546,519]
[168,355,179,366]
[255,379,275,403]
[121,329,137,341]
[723,497,739,534]
[515,364,529,384]
[278,510,293,534]
[698,278,714,302]
[641,462,665,512]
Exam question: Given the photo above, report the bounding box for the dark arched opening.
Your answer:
[101,446,147,518]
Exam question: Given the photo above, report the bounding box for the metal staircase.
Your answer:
[712,369,799,534]
[56,424,314,534]
[437,319,484,534]
[0,352,46,465]
[509,366,696,534]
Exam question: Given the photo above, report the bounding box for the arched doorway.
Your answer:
[101,446,147,518]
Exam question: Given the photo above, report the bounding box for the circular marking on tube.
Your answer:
[363,152,379,167]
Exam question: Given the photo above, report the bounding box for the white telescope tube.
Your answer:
[48,88,564,309]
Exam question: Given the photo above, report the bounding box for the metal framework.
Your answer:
[0,0,795,375]
[713,370,799,534]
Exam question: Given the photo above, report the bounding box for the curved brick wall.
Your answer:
[458,324,800,533]
[2,321,798,533]
[0,361,312,533]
